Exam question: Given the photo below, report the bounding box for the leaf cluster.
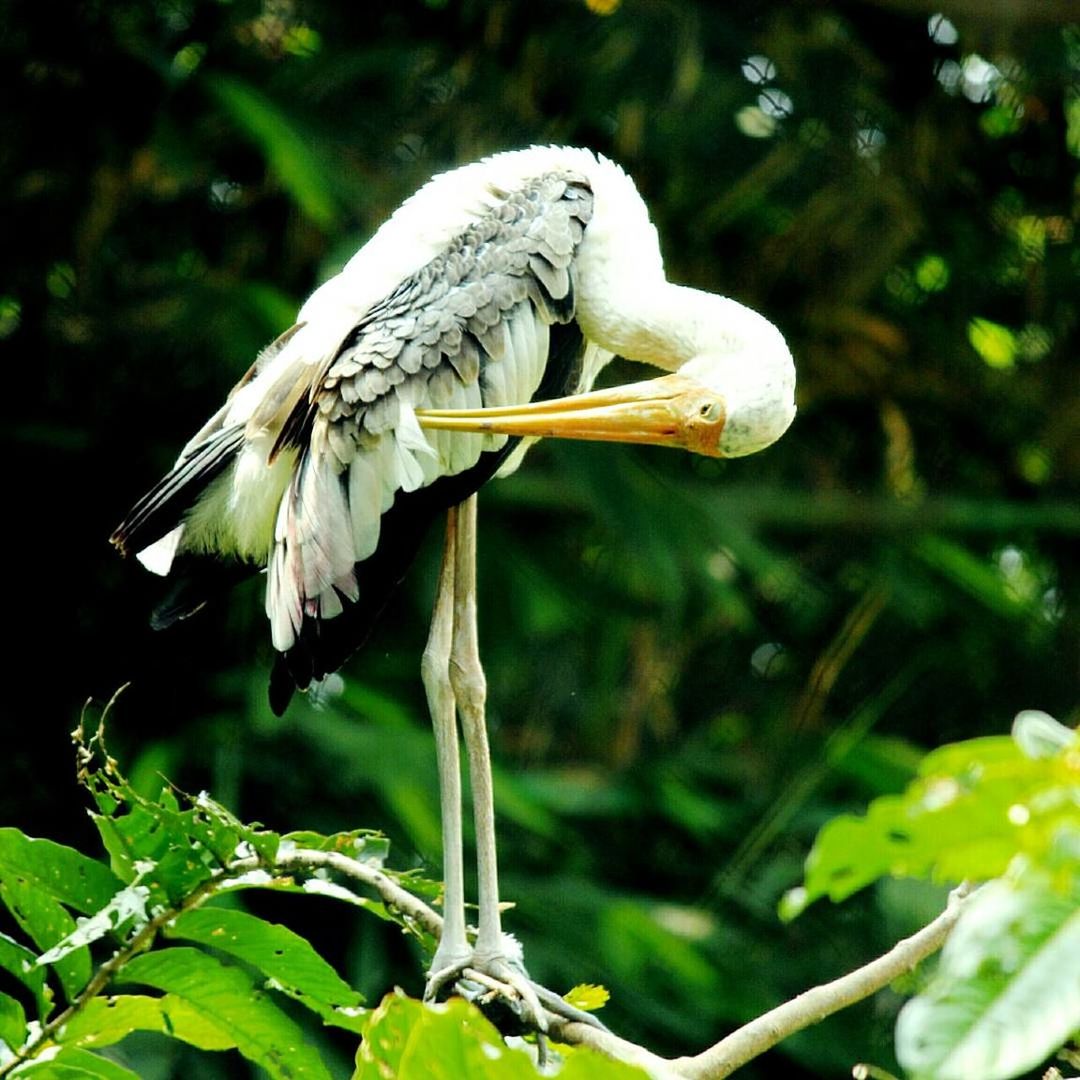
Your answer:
[0,722,637,1079]
[788,710,1080,1080]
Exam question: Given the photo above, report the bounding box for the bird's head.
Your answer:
[679,317,797,458]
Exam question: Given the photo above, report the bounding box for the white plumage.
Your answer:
[113,146,797,1018]
[113,146,795,708]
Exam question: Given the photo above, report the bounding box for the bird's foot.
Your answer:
[424,936,609,1037]
[425,936,546,1033]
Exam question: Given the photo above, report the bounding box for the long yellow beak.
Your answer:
[415,373,728,458]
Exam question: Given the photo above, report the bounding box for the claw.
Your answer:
[464,958,547,1034]
[425,942,608,1037]
[424,956,470,1004]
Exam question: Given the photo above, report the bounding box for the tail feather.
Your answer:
[111,425,246,559]
[150,554,258,630]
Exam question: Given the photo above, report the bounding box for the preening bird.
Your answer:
[112,145,796,1019]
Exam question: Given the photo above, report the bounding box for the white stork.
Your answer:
[112,145,795,1024]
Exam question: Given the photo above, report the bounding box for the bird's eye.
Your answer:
[699,402,722,422]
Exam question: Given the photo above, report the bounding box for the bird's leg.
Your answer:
[423,497,608,1035]
[422,509,471,996]
[446,495,546,1030]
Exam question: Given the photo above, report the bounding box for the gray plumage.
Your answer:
[112,168,598,674]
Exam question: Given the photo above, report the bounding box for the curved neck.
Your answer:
[579,278,790,377]
[577,280,797,457]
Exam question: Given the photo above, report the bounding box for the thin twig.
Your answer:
[264,848,445,939]
[6,841,972,1080]
[551,883,973,1080]
[0,875,221,1076]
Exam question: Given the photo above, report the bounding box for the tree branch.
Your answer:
[264,850,973,1079]
[6,839,971,1080]
[266,848,445,939]
[549,883,974,1079]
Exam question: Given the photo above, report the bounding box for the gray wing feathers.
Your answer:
[268,171,593,651]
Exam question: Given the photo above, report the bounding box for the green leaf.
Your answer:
[0,878,91,1003]
[0,988,26,1054]
[203,74,338,229]
[280,829,389,864]
[784,730,1080,916]
[118,947,334,1078]
[89,784,278,910]
[0,931,51,1020]
[35,885,151,969]
[165,907,366,1031]
[0,831,123,913]
[896,874,1080,1080]
[564,983,610,1012]
[58,993,236,1052]
[353,992,648,1079]
[11,1047,142,1079]
[558,1052,652,1078]
[353,992,536,1079]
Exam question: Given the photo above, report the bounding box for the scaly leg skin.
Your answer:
[423,496,609,1036]
[421,509,471,985]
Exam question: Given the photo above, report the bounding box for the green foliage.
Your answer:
[353,992,645,1079]
[203,75,341,230]
[784,711,1080,915]
[163,908,367,1032]
[0,728,374,1075]
[896,873,1080,1080]
[0,724,631,1078]
[5,0,1080,1077]
[788,710,1080,1079]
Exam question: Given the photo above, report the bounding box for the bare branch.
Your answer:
[267,848,445,939]
[268,848,973,1079]
[551,883,974,1079]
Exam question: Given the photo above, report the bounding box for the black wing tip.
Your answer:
[269,654,297,716]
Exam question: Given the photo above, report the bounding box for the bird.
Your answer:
[111,145,796,1022]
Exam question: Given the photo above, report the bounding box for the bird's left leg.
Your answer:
[422,509,471,997]
[445,494,545,1029]
[425,497,609,1036]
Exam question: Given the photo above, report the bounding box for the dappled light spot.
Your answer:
[750,642,786,678]
[1016,444,1051,485]
[758,88,794,120]
[934,58,962,94]
[735,105,777,139]
[46,261,75,300]
[171,43,206,78]
[209,179,243,209]
[741,54,777,84]
[706,547,737,583]
[959,54,1003,104]
[927,13,958,46]
[914,254,950,293]
[921,777,960,811]
[967,317,1016,369]
[854,124,886,159]
[1016,323,1053,362]
[0,295,20,339]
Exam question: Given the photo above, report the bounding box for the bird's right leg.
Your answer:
[421,508,471,992]
[422,500,608,1036]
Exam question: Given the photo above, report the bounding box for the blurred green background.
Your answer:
[3,0,1078,1075]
